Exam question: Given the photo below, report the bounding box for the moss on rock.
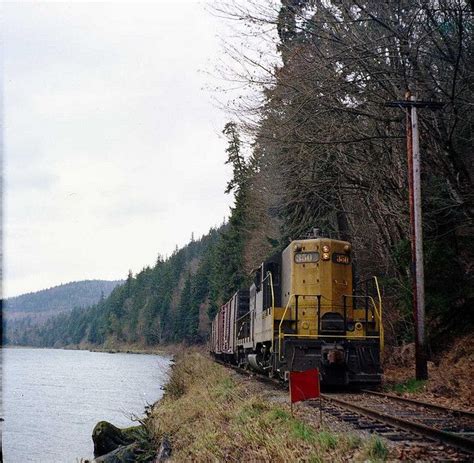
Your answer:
[92,421,144,458]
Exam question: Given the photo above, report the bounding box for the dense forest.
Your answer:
[9,1,473,350]
[5,280,123,314]
[4,280,123,345]
[5,226,245,347]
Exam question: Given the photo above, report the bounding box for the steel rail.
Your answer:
[214,358,284,389]
[361,389,474,418]
[214,358,473,456]
[321,394,474,455]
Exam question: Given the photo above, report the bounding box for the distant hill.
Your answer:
[5,227,228,347]
[4,280,124,316]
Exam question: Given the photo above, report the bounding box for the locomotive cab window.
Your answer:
[254,268,262,291]
[265,262,280,286]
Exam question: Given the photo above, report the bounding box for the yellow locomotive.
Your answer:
[211,230,383,386]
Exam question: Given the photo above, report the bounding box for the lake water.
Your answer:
[2,347,171,462]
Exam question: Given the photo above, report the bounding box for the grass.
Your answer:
[388,378,427,394]
[317,430,338,449]
[292,420,318,442]
[269,408,291,421]
[366,436,389,461]
[149,350,390,461]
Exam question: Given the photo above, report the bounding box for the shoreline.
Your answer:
[3,344,172,463]
[2,342,184,357]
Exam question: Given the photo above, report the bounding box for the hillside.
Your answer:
[4,280,123,345]
[8,1,473,352]
[6,227,236,347]
[5,280,123,316]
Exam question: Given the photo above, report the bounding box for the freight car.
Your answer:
[210,230,383,386]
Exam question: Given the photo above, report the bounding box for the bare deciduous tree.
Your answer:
[214,0,473,342]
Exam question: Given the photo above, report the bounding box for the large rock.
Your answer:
[93,443,142,463]
[154,435,172,462]
[92,421,143,458]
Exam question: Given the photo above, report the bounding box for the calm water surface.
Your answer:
[2,347,171,462]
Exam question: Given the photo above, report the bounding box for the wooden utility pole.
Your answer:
[387,94,443,381]
[407,93,428,380]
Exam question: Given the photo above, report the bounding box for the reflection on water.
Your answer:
[3,347,170,462]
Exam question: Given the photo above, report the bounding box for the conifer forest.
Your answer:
[7,1,473,352]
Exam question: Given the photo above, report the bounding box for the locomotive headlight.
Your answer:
[343,244,351,254]
[322,245,330,260]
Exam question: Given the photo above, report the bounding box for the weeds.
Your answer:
[292,420,317,442]
[366,435,389,461]
[308,454,323,463]
[317,430,338,449]
[389,378,426,394]
[347,434,362,449]
[236,400,266,424]
[150,350,384,461]
[269,408,291,421]
[213,376,235,400]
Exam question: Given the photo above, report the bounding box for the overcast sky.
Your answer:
[3,1,248,297]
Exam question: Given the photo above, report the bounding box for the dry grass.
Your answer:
[149,350,386,462]
[383,334,474,410]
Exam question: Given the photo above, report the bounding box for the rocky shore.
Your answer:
[89,421,171,463]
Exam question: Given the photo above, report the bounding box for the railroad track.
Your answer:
[214,359,474,458]
[320,391,474,457]
[361,389,474,418]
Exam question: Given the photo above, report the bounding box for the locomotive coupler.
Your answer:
[321,344,345,365]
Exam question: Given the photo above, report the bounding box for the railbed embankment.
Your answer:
[90,338,472,461]
[147,349,389,462]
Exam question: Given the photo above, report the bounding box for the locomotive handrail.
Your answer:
[277,293,321,361]
[264,271,276,355]
[236,321,246,338]
[352,276,384,350]
[343,292,383,350]
[281,333,382,339]
[344,294,383,339]
[278,294,295,361]
[236,312,251,323]
[262,271,275,312]
[278,287,384,360]
[373,276,384,350]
